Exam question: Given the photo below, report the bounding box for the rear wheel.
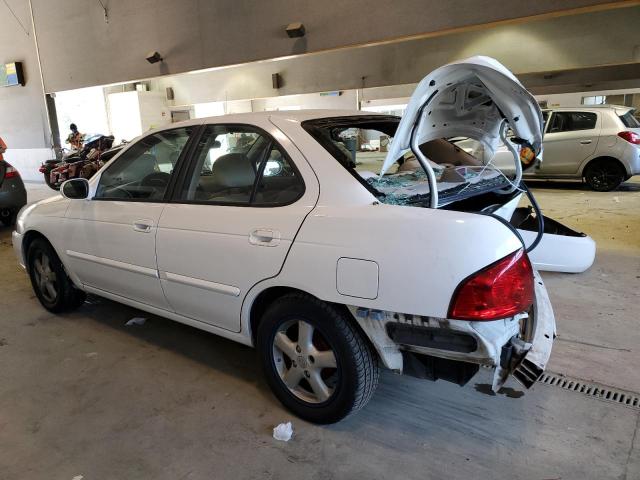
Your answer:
[27,238,85,313]
[257,293,379,424]
[584,159,625,191]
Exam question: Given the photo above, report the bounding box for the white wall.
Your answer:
[138,92,171,132]
[4,149,55,182]
[107,91,170,142]
[54,87,110,145]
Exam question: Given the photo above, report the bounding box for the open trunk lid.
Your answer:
[382,55,544,183]
[380,56,595,273]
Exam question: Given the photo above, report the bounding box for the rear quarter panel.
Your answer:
[273,204,523,318]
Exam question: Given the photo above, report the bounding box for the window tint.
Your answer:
[95,127,192,200]
[619,111,640,128]
[182,125,304,206]
[548,112,597,133]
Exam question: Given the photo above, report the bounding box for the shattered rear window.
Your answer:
[301,116,514,207]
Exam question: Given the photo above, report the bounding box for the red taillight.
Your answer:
[448,248,534,321]
[4,165,19,179]
[618,131,640,145]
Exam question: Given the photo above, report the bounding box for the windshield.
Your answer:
[302,115,515,207]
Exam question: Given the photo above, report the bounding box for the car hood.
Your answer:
[381,56,544,175]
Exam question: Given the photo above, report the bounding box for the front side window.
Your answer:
[95,127,193,200]
[547,112,597,133]
[181,124,304,206]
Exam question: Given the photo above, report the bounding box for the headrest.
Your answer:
[213,153,255,188]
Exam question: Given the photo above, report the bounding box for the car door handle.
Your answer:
[133,220,153,233]
[249,228,281,246]
[580,140,592,145]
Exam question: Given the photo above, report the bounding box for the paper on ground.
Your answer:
[273,422,293,441]
[125,317,146,326]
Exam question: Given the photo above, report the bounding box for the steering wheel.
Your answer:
[140,172,171,189]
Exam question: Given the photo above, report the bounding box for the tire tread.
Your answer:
[258,292,379,423]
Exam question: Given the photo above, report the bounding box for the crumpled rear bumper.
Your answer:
[351,271,556,393]
[511,271,556,388]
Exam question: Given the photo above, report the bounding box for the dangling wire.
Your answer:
[498,119,522,194]
[522,182,545,253]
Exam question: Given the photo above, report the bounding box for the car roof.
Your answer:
[162,109,389,130]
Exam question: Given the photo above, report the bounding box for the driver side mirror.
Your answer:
[61,178,89,200]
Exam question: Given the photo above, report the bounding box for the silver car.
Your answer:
[457,105,640,191]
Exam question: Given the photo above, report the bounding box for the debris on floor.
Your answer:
[125,317,147,327]
[273,422,293,442]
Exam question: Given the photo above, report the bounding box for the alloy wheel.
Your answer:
[586,163,623,191]
[33,251,58,303]
[272,319,339,404]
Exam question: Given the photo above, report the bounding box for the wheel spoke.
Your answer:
[313,349,337,369]
[44,281,57,299]
[41,253,51,272]
[282,367,304,389]
[274,332,297,360]
[297,321,314,353]
[34,258,44,275]
[308,370,331,402]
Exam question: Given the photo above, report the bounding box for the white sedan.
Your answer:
[14,57,580,423]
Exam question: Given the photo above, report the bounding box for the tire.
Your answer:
[27,238,85,313]
[584,159,625,191]
[257,293,379,424]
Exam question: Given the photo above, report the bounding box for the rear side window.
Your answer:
[181,124,304,206]
[618,111,640,128]
[548,112,597,133]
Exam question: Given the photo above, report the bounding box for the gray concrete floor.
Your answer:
[1,180,639,479]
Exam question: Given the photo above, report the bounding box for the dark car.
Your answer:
[0,160,27,226]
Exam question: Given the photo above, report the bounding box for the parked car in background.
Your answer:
[14,57,569,423]
[0,160,26,226]
[456,105,640,191]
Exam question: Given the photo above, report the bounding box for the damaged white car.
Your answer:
[13,57,594,423]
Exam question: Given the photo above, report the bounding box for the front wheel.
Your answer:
[27,238,86,313]
[584,160,625,191]
[257,293,379,424]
